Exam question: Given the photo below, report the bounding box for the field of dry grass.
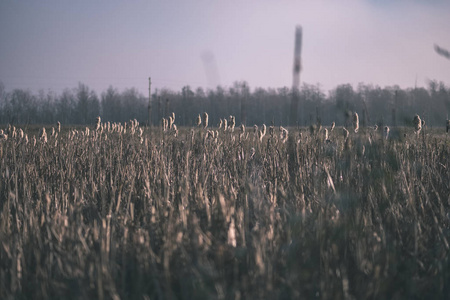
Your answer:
[1,121,449,299]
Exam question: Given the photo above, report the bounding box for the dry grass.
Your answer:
[0,124,449,299]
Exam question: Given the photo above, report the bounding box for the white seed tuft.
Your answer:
[352,112,359,133]
[39,128,47,143]
[202,112,209,129]
[384,126,390,139]
[228,116,235,132]
[413,114,422,134]
[279,126,289,143]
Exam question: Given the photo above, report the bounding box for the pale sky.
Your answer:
[1,0,449,95]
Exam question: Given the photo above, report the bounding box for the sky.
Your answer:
[1,0,450,96]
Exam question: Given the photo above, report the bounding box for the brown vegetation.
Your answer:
[0,123,449,299]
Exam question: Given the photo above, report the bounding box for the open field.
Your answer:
[1,123,449,299]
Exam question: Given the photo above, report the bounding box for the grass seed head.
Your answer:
[39,128,47,143]
[0,129,7,141]
[261,124,266,135]
[130,125,136,136]
[258,125,266,142]
[172,124,178,137]
[413,114,422,133]
[95,116,101,131]
[384,126,390,139]
[206,130,214,139]
[269,125,275,137]
[343,127,349,140]
[162,118,168,131]
[228,115,235,132]
[352,112,359,133]
[240,124,245,133]
[280,126,289,143]
[202,112,209,129]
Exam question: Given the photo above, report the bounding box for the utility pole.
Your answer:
[392,90,397,127]
[240,82,247,125]
[165,98,170,119]
[290,26,302,127]
[148,77,152,127]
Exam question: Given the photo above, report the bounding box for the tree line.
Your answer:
[0,80,449,127]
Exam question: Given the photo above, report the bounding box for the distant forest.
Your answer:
[0,80,449,127]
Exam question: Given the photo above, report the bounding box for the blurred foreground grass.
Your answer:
[0,124,449,299]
